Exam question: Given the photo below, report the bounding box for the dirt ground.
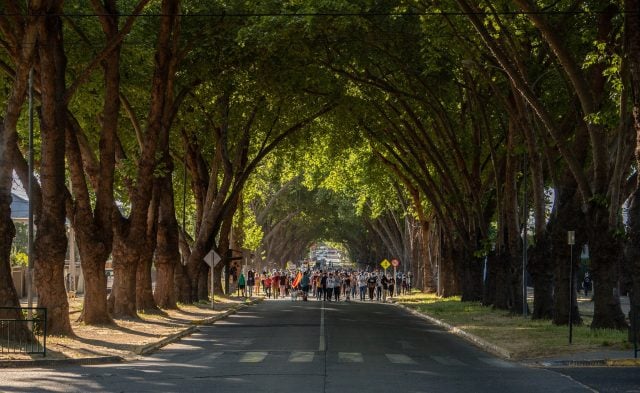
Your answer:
[1,296,254,361]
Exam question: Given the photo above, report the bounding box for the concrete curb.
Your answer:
[134,325,200,355]
[0,356,124,368]
[138,299,262,354]
[393,302,512,359]
[535,358,640,368]
[0,299,264,367]
[393,301,639,367]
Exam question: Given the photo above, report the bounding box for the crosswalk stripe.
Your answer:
[430,355,466,366]
[289,351,315,362]
[478,357,517,368]
[338,352,363,363]
[239,352,268,363]
[206,352,224,360]
[386,354,416,364]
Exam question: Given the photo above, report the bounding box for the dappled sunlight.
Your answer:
[398,293,630,360]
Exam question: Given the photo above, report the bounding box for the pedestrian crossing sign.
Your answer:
[380,259,391,270]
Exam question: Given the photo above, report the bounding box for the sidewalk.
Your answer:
[1,296,262,367]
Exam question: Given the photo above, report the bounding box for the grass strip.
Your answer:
[396,293,631,360]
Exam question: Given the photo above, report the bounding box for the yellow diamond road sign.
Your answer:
[380,259,391,270]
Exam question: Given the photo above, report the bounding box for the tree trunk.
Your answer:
[154,180,179,309]
[175,232,191,303]
[198,262,210,299]
[136,187,159,313]
[529,234,554,319]
[420,220,435,292]
[551,190,583,326]
[439,235,460,297]
[588,205,627,329]
[109,232,139,319]
[109,0,180,317]
[0,12,37,316]
[174,262,190,304]
[33,2,72,336]
[136,250,157,312]
[79,257,110,325]
[625,0,640,344]
[628,189,640,341]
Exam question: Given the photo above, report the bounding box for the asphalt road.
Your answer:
[0,299,638,393]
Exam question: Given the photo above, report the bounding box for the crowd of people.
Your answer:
[236,268,412,302]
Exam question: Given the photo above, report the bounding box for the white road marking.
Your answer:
[478,357,517,368]
[239,352,268,363]
[319,301,326,352]
[386,354,417,364]
[205,352,224,360]
[339,352,363,363]
[289,351,315,362]
[430,355,466,366]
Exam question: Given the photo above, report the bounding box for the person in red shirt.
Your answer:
[264,276,272,298]
[271,273,280,299]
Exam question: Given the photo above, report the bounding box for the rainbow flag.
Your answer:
[292,272,302,288]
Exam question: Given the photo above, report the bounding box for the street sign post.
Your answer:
[204,250,221,309]
[391,259,399,296]
[380,259,391,271]
[567,231,575,344]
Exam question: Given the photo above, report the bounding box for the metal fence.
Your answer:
[0,307,47,357]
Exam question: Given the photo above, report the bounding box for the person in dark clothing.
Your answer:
[367,274,377,301]
[582,272,592,297]
[321,273,328,301]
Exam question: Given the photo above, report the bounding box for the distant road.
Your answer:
[1,299,637,392]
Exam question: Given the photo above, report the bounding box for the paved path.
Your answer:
[1,299,637,392]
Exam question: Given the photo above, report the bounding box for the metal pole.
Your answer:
[567,230,575,344]
[210,263,214,310]
[569,243,574,344]
[27,67,34,322]
[181,151,187,267]
[523,152,528,317]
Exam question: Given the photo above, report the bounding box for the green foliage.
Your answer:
[10,251,28,267]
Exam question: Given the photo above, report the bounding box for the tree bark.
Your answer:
[624,0,640,342]
[0,0,40,315]
[588,206,627,329]
[135,186,159,313]
[154,176,179,309]
[109,0,180,318]
[529,233,554,319]
[33,1,72,336]
[551,188,583,326]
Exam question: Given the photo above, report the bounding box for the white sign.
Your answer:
[567,231,575,245]
[204,250,221,267]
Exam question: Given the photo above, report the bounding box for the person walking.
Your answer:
[264,275,271,298]
[358,273,367,301]
[367,273,377,301]
[247,270,255,297]
[582,272,592,297]
[279,273,287,298]
[301,271,310,301]
[238,272,246,297]
[327,273,336,302]
[271,272,279,299]
[321,272,328,301]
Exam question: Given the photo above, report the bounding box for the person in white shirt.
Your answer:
[326,273,336,302]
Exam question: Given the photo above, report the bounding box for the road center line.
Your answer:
[319,300,326,352]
